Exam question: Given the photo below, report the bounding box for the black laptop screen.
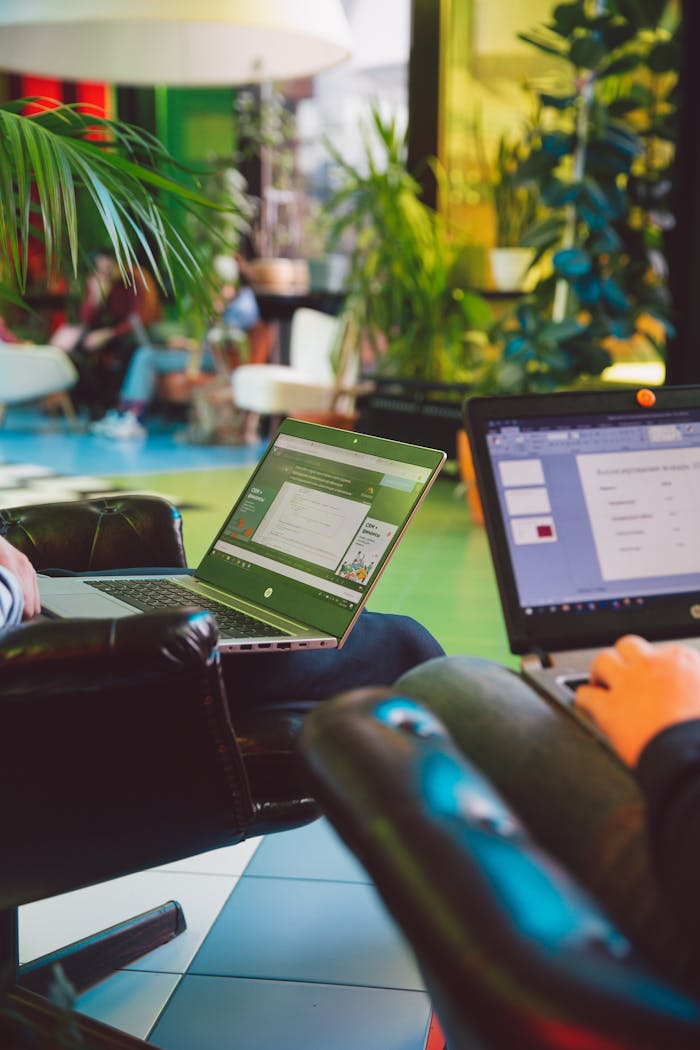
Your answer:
[467,388,700,652]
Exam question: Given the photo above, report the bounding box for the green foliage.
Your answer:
[233,84,297,256]
[489,0,679,394]
[469,107,541,248]
[492,133,541,247]
[0,99,243,323]
[325,107,493,384]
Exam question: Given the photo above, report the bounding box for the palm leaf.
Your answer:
[0,100,236,319]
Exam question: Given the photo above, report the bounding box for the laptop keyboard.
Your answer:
[559,674,589,697]
[85,579,289,638]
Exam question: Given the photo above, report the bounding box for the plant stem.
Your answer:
[552,0,606,323]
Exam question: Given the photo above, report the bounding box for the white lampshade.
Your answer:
[0,0,353,85]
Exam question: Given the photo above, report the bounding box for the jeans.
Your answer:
[43,566,444,715]
[120,345,216,405]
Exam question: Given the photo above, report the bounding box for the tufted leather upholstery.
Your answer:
[0,494,186,571]
[0,495,320,899]
[0,495,320,1046]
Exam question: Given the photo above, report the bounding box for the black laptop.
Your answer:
[465,384,700,712]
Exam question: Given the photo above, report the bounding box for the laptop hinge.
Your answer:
[525,648,552,670]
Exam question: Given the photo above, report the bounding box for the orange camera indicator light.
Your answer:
[636,388,656,408]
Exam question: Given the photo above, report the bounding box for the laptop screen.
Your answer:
[196,419,445,638]
[467,387,700,653]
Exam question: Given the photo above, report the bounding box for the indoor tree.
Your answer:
[484,0,679,394]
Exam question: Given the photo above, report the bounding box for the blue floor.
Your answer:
[0,409,264,476]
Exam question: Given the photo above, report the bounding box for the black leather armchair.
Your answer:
[301,687,700,1050]
[0,496,319,1049]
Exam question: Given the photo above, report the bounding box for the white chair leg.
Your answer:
[58,392,80,431]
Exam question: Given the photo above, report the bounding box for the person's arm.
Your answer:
[0,567,23,627]
[575,636,700,938]
[636,719,700,941]
[80,282,139,348]
[575,635,700,767]
[0,535,40,620]
[221,286,260,332]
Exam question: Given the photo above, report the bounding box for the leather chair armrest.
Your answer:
[0,609,255,907]
[0,607,214,692]
[0,495,186,571]
[301,688,700,1050]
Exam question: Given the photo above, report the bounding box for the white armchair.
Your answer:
[0,342,78,426]
[231,308,361,431]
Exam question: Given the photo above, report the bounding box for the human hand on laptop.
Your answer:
[0,535,40,620]
[575,635,700,767]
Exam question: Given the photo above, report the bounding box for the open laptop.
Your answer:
[465,384,700,715]
[39,418,446,652]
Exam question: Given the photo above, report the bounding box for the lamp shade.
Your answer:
[0,0,353,85]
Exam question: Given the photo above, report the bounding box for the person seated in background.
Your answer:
[50,248,162,420]
[394,637,700,998]
[90,255,260,441]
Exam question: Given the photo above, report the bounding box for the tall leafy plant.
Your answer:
[325,107,493,384]
[486,0,679,394]
[0,98,238,321]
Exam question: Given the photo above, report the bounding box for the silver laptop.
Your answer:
[465,385,700,715]
[40,418,446,652]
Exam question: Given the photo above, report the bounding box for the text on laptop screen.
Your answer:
[484,407,700,614]
[200,432,433,624]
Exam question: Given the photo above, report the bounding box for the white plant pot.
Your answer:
[489,247,536,292]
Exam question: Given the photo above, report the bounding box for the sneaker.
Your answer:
[89,409,122,435]
[92,410,147,441]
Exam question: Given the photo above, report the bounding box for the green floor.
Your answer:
[107,468,517,667]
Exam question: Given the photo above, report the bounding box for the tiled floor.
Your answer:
[4,406,512,1048]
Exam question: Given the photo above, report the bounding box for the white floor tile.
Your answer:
[19,868,239,974]
[157,837,263,877]
[75,968,182,1041]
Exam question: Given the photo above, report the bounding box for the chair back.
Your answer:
[289,308,342,381]
[0,343,77,404]
[301,688,700,1050]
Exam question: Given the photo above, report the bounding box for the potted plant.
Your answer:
[452,0,679,521]
[486,0,679,396]
[488,132,541,292]
[0,98,238,325]
[323,106,494,457]
[458,111,542,294]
